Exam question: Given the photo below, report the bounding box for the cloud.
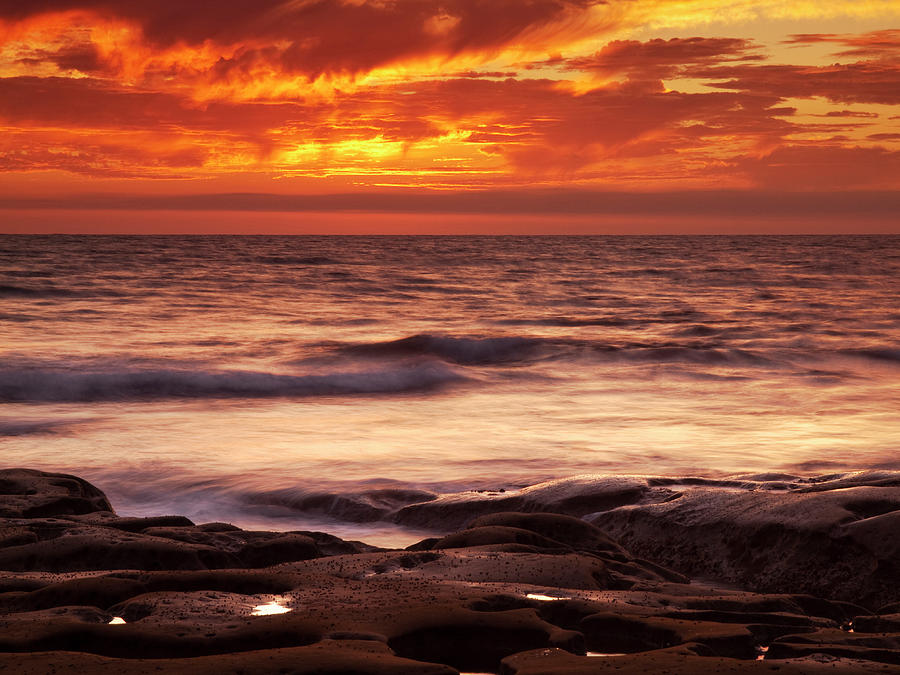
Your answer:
[3,189,899,219]
[739,145,900,190]
[695,30,900,105]
[785,30,900,62]
[0,71,795,181]
[562,36,761,79]
[0,6,897,193]
[819,110,879,119]
[1,0,608,87]
[693,62,900,106]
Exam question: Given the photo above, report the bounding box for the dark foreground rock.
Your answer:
[2,468,899,674]
[390,470,900,608]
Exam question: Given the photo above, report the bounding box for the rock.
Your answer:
[0,529,241,571]
[0,469,113,518]
[392,476,654,530]
[468,512,626,557]
[237,533,321,566]
[77,514,196,532]
[387,607,584,672]
[499,646,895,674]
[432,525,572,551]
[767,628,900,665]
[589,482,900,608]
[580,612,758,658]
[854,614,900,633]
[0,640,458,674]
[3,468,900,673]
[246,487,439,523]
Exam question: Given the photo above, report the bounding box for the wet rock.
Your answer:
[0,469,112,518]
[237,533,321,566]
[3,468,900,674]
[388,607,584,671]
[392,476,653,529]
[432,525,572,551]
[499,645,895,674]
[589,483,900,607]
[0,641,458,674]
[0,576,146,613]
[767,628,900,665]
[0,530,241,571]
[854,613,900,633]
[77,514,196,532]
[468,512,626,557]
[247,487,439,523]
[580,612,757,658]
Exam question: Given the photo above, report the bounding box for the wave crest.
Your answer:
[0,362,466,402]
[340,334,556,365]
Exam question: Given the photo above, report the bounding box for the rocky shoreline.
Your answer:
[1,468,899,673]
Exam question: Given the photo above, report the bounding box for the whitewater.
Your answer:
[2,234,899,545]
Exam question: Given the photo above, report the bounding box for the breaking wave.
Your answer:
[0,361,467,402]
[336,333,774,368]
[338,334,560,365]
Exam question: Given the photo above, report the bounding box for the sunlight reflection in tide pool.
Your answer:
[251,600,292,616]
[526,593,567,601]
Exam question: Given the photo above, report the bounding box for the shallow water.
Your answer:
[2,234,899,543]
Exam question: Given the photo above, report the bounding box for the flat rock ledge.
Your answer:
[1,468,899,674]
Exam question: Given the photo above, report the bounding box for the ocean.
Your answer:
[2,234,899,545]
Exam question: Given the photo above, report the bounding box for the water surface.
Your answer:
[2,235,898,543]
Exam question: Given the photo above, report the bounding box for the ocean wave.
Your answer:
[496,316,633,327]
[339,334,560,365]
[243,487,439,523]
[338,333,775,368]
[0,418,86,436]
[842,348,900,364]
[249,255,340,265]
[598,344,771,366]
[0,362,467,402]
[0,283,128,299]
[0,284,74,297]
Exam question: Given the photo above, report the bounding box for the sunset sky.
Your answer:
[1,0,898,233]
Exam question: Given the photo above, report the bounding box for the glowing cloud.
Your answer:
[0,0,898,231]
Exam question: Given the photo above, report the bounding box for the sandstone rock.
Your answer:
[589,483,900,607]
[0,469,113,518]
[3,468,899,673]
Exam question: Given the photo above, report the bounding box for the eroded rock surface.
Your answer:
[387,470,900,607]
[2,468,899,674]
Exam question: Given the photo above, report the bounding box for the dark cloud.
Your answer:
[16,44,103,73]
[739,145,900,190]
[3,189,899,219]
[785,30,900,62]
[0,0,604,79]
[0,11,897,192]
[694,62,900,105]
[563,36,760,79]
[819,110,879,118]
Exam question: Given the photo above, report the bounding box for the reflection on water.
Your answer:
[2,235,899,537]
[526,593,567,602]
[251,600,292,616]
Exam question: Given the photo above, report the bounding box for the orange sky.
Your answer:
[0,1,898,233]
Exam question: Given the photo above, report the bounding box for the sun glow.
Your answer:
[0,0,898,220]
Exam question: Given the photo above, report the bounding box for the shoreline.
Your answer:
[88,467,900,557]
[1,468,898,673]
